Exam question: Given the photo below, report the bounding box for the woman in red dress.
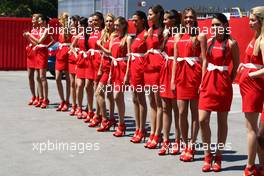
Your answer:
[72,17,89,119]
[86,12,105,127]
[109,17,129,137]
[125,11,148,143]
[68,15,80,116]
[199,13,239,172]
[171,8,207,161]
[158,10,181,155]
[94,13,116,132]
[23,13,40,105]
[237,6,264,176]
[55,13,71,112]
[144,5,165,149]
[25,15,54,109]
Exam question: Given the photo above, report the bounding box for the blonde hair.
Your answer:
[250,6,264,55]
[59,12,70,40]
[100,13,116,45]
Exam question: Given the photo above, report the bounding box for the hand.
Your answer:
[248,72,255,78]
[96,40,101,47]
[237,63,243,73]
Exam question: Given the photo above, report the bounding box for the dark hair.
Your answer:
[149,4,164,40]
[133,10,149,32]
[79,17,89,50]
[39,14,50,24]
[116,16,128,35]
[93,11,105,29]
[71,15,80,22]
[165,9,181,34]
[182,7,198,36]
[207,13,230,58]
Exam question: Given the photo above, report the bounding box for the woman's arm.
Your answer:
[249,39,264,78]
[171,34,180,92]
[230,39,240,81]
[198,33,207,79]
[124,36,132,84]
[26,28,48,44]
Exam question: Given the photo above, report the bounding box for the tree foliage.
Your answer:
[0,0,58,17]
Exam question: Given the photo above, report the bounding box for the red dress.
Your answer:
[144,29,165,86]
[68,35,78,74]
[199,39,233,112]
[175,33,202,100]
[110,36,128,90]
[26,28,39,68]
[129,30,147,88]
[159,36,177,99]
[87,31,102,80]
[35,28,52,69]
[98,39,111,85]
[76,34,88,79]
[55,33,71,71]
[238,39,264,112]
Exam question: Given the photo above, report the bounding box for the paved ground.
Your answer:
[0,71,258,176]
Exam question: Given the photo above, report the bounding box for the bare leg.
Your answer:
[161,98,172,141]
[178,100,189,145]
[85,79,94,113]
[172,99,180,140]
[199,110,211,155]
[27,68,36,97]
[154,91,163,136]
[132,91,140,130]
[216,112,229,156]
[65,71,70,103]
[40,69,48,100]
[148,91,157,135]
[76,78,85,108]
[190,99,199,144]
[114,91,125,124]
[55,70,65,102]
[36,69,43,98]
[137,91,147,132]
[69,73,77,106]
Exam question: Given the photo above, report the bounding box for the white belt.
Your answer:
[177,57,200,66]
[87,49,101,56]
[161,52,174,67]
[207,63,228,72]
[58,43,71,49]
[79,51,87,58]
[127,53,145,61]
[242,63,263,69]
[146,48,161,55]
[33,44,48,50]
[110,56,128,66]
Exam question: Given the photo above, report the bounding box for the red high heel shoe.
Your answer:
[132,129,146,143]
[182,145,195,162]
[76,107,83,119]
[202,153,213,172]
[130,129,139,143]
[171,139,180,155]
[28,96,36,105]
[88,115,102,127]
[69,105,77,116]
[158,140,170,155]
[144,133,154,148]
[41,99,49,109]
[40,99,49,109]
[243,165,258,176]
[56,101,65,111]
[147,134,162,149]
[35,98,43,107]
[84,111,95,123]
[33,97,39,106]
[179,146,188,161]
[97,119,109,132]
[113,123,126,137]
[108,117,117,130]
[212,155,222,172]
[61,101,69,111]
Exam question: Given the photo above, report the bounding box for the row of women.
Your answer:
[23,5,264,175]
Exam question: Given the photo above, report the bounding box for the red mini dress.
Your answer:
[26,28,39,69]
[87,31,102,80]
[129,30,147,88]
[98,39,111,85]
[238,38,264,112]
[144,29,165,86]
[175,33,202,100]
[199,39,233,112]
[68,34,78,74]
[110,36,128,90]
[76,34,89,79]
[55,33,71,71]
[159,36,177,99]
[35,28,52,69]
